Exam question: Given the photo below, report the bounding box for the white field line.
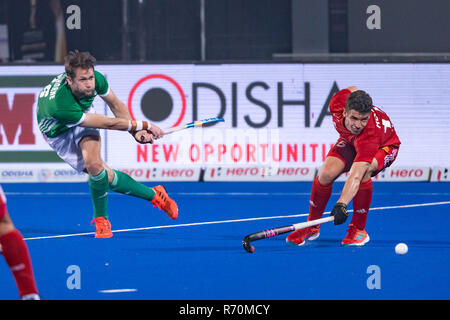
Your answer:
[98,289,137,293]
[23,200,450,241]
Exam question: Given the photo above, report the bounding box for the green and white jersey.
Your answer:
[37,70,109,138]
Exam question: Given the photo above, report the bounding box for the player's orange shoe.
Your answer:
[286,225,320,246]
[151,185,178,220]
[341,224,370,246]
[91,217,113,238]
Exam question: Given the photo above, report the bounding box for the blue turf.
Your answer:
[1,182,449,300]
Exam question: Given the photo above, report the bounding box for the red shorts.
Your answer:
[327,140,399,177]
[0,185,6,220]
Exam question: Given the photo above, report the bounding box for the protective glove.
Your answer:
[330,202,348,225]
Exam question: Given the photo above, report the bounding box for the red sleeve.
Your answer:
[329,88,352,114]
[329,88,353,138]
[354,131,380,163]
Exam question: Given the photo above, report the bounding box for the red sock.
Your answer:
[350,179,373,230]
[0,229,38,298]
[308,177,333,221]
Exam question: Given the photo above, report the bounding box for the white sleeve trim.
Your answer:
[66,113,86,128]
[98,85,110,97]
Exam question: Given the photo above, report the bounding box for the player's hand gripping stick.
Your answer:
[330,202,348,225]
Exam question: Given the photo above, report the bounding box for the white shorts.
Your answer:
[46,126,100,172]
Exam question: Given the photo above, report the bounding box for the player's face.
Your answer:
[67,67,95,98]
[343,109,370,135]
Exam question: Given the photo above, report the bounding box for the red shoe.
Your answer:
[91,217,113,238]
[341,224,370,246]
[286,225,320,246]
[151,185,178,220]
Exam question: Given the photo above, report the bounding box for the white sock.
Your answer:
[21,293,40,300]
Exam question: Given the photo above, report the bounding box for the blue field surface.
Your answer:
[1,181,450,300]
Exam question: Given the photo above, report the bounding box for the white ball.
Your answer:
[395,243,408,255]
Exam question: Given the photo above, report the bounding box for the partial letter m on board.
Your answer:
[0,94,36,145]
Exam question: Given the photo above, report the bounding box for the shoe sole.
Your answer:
[286,232,320,246]
[286,239,306,246]
[341,234,370,247]
[95,234,113,238]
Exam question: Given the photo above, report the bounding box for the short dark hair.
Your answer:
[64,50,96,79]
[345,90,373,114]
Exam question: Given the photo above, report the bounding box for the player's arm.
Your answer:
[100,89,131,120]
[330,161,370,225]
[78,112,156,144]
[100,89,164,139]
[338,161,370,205]
[79,113,149,132]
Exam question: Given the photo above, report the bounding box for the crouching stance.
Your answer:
[286,87,400,247]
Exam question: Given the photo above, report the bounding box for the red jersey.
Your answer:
[329,89,401,163]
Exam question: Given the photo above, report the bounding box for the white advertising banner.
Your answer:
[203,166,316,182]
[1,63,449,181]
[99,63,450,169]
[0,163,88,183]
[334,166,431,182]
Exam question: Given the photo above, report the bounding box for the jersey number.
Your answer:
[39,84,51,98]
[382,119,392,133]
[373,107,393,133]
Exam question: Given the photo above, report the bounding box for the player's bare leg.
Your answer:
[0,211,14,235]
[287,156,345,246]
[318,155,346,185]
[79,135,106,176]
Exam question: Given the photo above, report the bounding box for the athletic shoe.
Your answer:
[151,185,178,220]
[286,225,320,246]
[341,224,370,246]
[91,217,113,238]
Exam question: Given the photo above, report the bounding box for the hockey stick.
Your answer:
[141,117,224,142]
[163,117,224,135]
[242,216,334,253]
